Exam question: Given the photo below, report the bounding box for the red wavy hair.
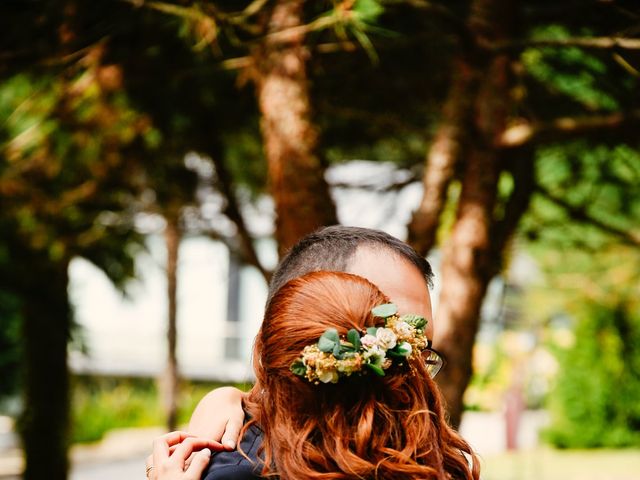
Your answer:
[243,271,479,480]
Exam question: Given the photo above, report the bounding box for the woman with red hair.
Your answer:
[154,271,479,480]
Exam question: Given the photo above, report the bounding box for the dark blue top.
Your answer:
[201,423,264,480]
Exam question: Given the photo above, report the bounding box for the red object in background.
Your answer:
[505,383,525,451]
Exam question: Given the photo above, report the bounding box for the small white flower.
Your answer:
[361,334,378,348]
[364,345,386,361]
[376,328,397,350]
[318,369,339,383]
[393,321,413,339]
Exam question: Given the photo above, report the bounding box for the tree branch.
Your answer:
[318,102,426,136]
[329,173,419,192]
[488,150,535,277]
[497,110,640,148]
[208,154,272,283]
[217,40,360,70]
[383,0,476,53]
[535,185,640,248]
[126,0,263,35]
[490,36,640,53]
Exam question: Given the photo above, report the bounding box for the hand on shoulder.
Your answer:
[146,431,225,480]
[188,386,246,449]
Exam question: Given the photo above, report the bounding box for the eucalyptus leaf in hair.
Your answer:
[290,360,306,376]
[318,328,340,352]
[372,303,398,318]
[347,329,361,350]
[400,314,427,330]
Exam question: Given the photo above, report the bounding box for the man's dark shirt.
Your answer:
[202,423,264,480]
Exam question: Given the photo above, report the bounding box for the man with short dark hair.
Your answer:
[270,225,433,300]
[145,226,438,478]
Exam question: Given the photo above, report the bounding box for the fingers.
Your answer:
[221,393,246,450]
[152,431,211,479]
[184,451,196,471]
[153,431,194,473]
[184,448,212,479]
[153,431,194,457]
[221,417,243,450]
[145,454,155,480]
[206,440,228,452]
[168,439,225,455]
[152,432,189,480]
[171,437,218,467]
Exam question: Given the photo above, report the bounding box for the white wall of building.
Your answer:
[68,235,268,382]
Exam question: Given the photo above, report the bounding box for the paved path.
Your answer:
[71,456,145,480]
[0,420,162,480]
[459,410,549,456]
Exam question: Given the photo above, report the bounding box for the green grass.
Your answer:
[71,376,251,444]
[481,447,640,480]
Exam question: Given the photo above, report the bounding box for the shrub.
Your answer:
[544,301,640,448]
[71,376,249,444]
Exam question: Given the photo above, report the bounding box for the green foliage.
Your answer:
[318,328,341,352]
[71,378,161,444]
[71,376,249,444]
[366,363,385,376]
[0,68,145,283]
[347,328,361,350]
[400,314,427,330]
[545,301,640,448]
[522,140,640,252]
[523,25,619,111]
[290,360,306,376]
[371,303,397,317]
[353,0,384,23]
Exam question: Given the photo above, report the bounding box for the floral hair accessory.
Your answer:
[290,303,429,384]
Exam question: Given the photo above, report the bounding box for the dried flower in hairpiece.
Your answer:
[290,303,429,384]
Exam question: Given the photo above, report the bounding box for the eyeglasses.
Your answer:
[423,340,446,379]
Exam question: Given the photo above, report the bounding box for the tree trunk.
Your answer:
[20,258,71,480]
[254,0,337,256]
[407,59,478,256]
[434,149,501,428]
[161,215,180,431]
[433,0,518,428]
